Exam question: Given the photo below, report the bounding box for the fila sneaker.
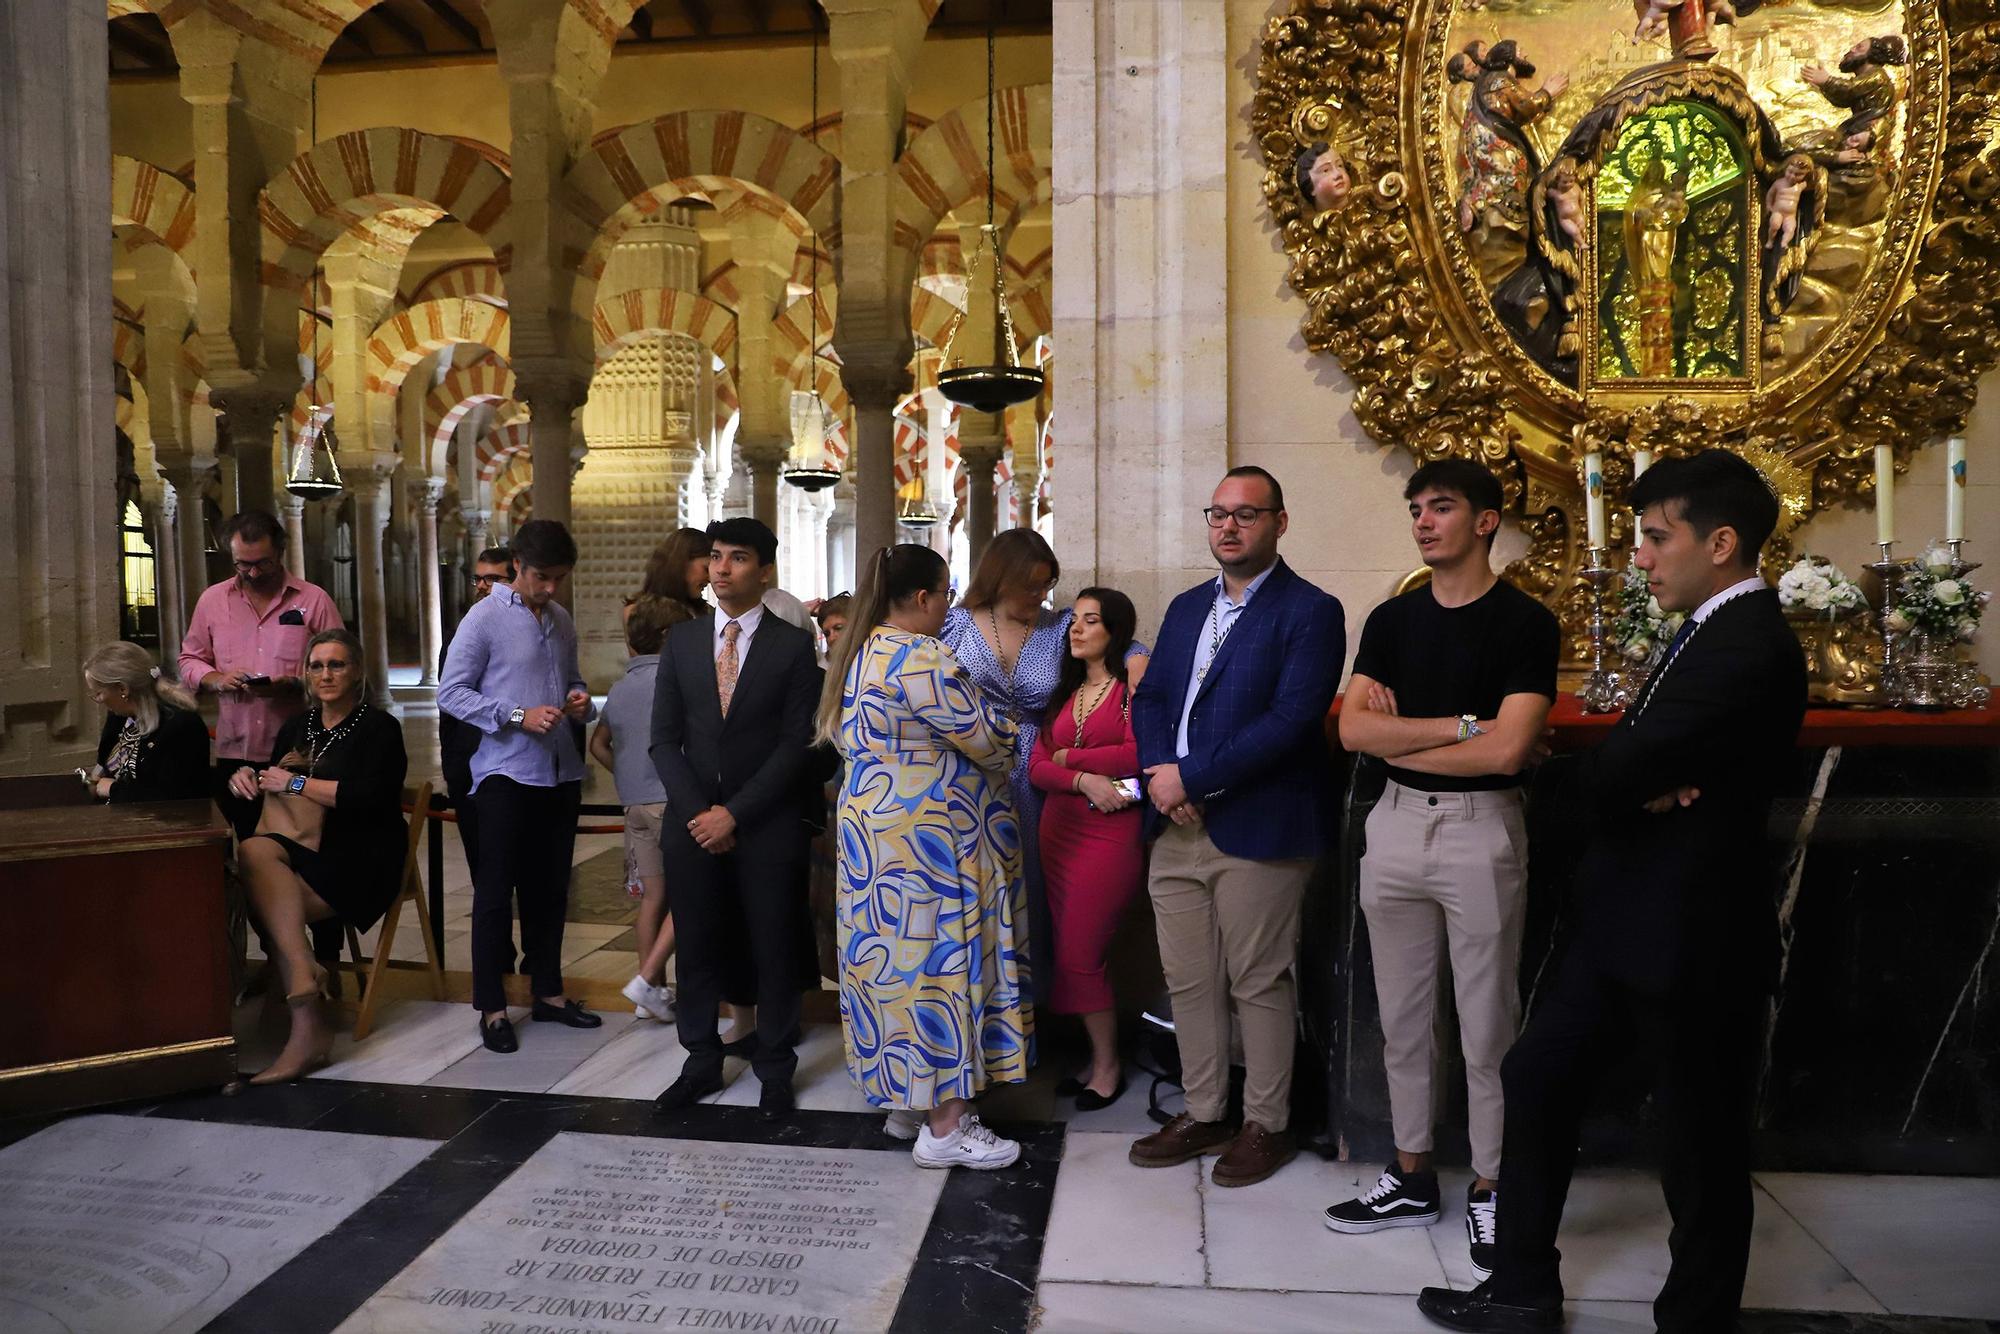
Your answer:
[911,1112,1020,1171]
[1322,1163,1443,1233]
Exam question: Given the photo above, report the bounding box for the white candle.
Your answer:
[1874,443,1895,546]
[1583,451,1607,549]
[1945,435,1967,543]
[1632,449,1653,479]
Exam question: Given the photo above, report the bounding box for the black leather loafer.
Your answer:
[531,998,602,1028]
[653,1071,725,1115]
[758,1080,795,1120]
[480,1016,518,1053]
[721,1034,756,1058]
[1416,1283,1563,1332]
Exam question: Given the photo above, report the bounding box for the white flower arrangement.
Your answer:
[1608,563,1681,664]
[1777,555,1868,618]
[1893,557,1989,641]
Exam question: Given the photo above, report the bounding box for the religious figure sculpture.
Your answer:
[1801,34,1907,202]
[1454,40,1568,237]
[1631,0,1759,60]
[1294,141,1354,215]
[1764,155,1812,251]
[1547,162,1584,248]
[1762,153,1823,357]
[1625,158,1689,377]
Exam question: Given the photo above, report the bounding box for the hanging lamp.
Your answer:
[783,12,843,492]
[936,1,1044,415]
[288,78,343,501]
[895,475,938,528]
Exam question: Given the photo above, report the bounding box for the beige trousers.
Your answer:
[1149,819,1314,1132]
[1359,780,1529,1180]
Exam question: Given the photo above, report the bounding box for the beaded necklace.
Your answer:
[304,698,369,775]
[1071,674,1115,739]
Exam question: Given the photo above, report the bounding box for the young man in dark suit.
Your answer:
[1127,466,1347,1187]
[648,517,821,1120]
[1418,449,1807,1334]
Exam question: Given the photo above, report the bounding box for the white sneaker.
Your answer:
[882,1108,923,1141]
[911,1112,1020,1171]
[621,976,676,1021]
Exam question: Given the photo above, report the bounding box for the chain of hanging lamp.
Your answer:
[288,72,342,498]
[784,4,842,490]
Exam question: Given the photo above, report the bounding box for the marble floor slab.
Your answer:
[1756,1172,2000,1319]
[314,999,489,1086]
[1039,1132,1205,1286]
[1031,1283,1659,1333]
[0,1114,433,1334]
[424,1012,638,1093]
[1202,1155,1452,1296]
[545,1017,690,1100]
[338,1131,949,1333]
[709,1024,877,1116]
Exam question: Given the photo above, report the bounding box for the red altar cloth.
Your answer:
[1326,694,1998,750]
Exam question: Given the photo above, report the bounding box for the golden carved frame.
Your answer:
[1253,0,1990,654]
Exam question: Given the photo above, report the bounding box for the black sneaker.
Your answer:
[1323,1163,1442,1233]
[1466,1183,1498,1280]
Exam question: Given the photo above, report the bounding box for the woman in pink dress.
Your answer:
[1028,588,1148,1110]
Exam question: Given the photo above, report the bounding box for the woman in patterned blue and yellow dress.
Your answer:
[816,543,1032,1171]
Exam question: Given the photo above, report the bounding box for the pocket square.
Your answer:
[278,608,306,625]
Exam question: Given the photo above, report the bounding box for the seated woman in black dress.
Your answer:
[227,628,408,1084]
[81,642,210,803]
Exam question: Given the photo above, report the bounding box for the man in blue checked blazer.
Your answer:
[1127,466,1345,1189]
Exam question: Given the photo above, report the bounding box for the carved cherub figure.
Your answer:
[1547,162,1584,246]
[1633,0,1678,44]
[1294,140,1353,214]
[1764,154,1813,249]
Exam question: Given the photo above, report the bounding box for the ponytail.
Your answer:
[813,543,948,745]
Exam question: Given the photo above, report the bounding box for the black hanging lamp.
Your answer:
[936,2,1043,415]
[783,11,842,491]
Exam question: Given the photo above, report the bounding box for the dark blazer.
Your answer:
[97,705,212,804]
[1566,587,1806,995]
[268,706,410,930]
[1132,558,1347,861]
[648,610,821,834]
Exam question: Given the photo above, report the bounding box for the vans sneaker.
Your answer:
[882,1109,924,1141]
[911,1113,1020,1171]
[1466,1183,1498,1280]
[1323,1163,1443,1233]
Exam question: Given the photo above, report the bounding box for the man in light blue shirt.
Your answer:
[437,519,599,1052]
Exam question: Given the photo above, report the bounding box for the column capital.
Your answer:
[209,383,295,423]
[409,475,447,513]
[513,364,593,415]
[958,441,1005,470]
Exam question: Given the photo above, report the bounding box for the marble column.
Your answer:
[280,493,306,577]
[211,386,289,516]
[143,483,185,669]
[848,376,900,558]
[959,441,1003,564]
[0,0,116,773]
[517,369,589,527]
[828,480,857,595]
[159,458,218,622]
[348,466,396,710]
[743,448,784,532]
[412,476,445,685]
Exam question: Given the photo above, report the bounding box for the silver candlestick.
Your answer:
[1578,547,1627,713]
[1863,540,1906,708]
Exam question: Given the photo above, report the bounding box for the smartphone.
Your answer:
[241,672,272,686]
[1112,777,1142,802]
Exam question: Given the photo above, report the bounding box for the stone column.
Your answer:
[827,480,857,594]
[959,441,1003,565]
[144,482,185,669]
[462,507,492,557]
[0,0,116,773]
[412,476,446,685]
[517,368,589,527]
[847,372,901,558]
[743,447,784,532]
[348,463,397,710]
[280,492,307,577]
[211,386,290,516]
[159,457,218,618]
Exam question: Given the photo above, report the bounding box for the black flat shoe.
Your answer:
[480,1017,518,1053]
[1074,1077,1128,1112]
[653,1070,725,1115]
[721,1034,756,1058]
[1416,1283,1562,1332]
[532,998,602,1028]
[759,1080,795,1120]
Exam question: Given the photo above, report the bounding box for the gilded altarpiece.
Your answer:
[1254,0,1997,659]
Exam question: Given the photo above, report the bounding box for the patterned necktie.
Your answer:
[717,620,741,716]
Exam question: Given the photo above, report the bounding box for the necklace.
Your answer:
[304,699,368,775]
[1195,598,1237,685]
[1072,675,1115,738]
[984,606,1031,682]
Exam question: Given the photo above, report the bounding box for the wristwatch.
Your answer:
[1457,714,1484,741]
[509,707,527,728]
[287,774,307,795]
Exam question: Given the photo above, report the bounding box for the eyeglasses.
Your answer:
[233,556,280,574]
[1201,506,1279,528]
[473,574,504,588]
[305,660,351,674]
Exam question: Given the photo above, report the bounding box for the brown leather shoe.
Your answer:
[1128,1113,1236,1167]
[1209,1121,1296,1187]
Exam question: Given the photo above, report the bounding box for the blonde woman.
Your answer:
[81,642,209,803]
[819,544,1031,1170]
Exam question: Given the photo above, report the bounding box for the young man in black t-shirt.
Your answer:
[1322,459,1559,1282]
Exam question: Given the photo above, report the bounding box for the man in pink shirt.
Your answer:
[178,510,344,838]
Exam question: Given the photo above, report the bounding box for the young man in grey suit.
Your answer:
[649,517,822,1119]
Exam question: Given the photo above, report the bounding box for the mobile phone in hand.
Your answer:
[1112,778,1142,802]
